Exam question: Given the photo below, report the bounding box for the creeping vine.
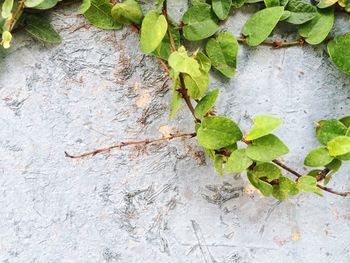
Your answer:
[1,0,350,199]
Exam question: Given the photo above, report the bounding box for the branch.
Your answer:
[237,36,305,48]
[65,133,196,159]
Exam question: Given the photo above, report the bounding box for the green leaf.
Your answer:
[297,175,322,195]
[182,3,219,41]
[327,136,350,156]
[25,15,61,44]
[183,71,209,99]
[327,32,350,75]
[214,154,225,176]
[205,32,238,78]
[242,6,284,46]
[317,0,337,8]
[195,52,211,73]
[251,162,282,181]
[264,0,280,7]
[316,119,347,145]
[140,10,168,54]
[197,116,242,150]
[152,27,180,60]
[2,0,13,19]
[79,0,91,13]
[212,0,232,20]
[247,171,273,196]
[246,134,289,162]
[298,7,334,45]
[111,0,143,25]
[324,159,342,185]
[83,0,122,30]
[25,0,45,8]
[285,0,317,24]
[1,31,12,49]
[169,74,182,119]
[31,0,59,10]
[272,176,299,200]
[231,0,246,8]
[304,147,333,167]
[194,88,219,119]
[168,47,201,77]
[339,116,350,127]
[225,149,253,173]
[245,115,282,141]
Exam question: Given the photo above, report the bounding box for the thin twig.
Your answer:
[237,36,305,48]
[65,133,196,159]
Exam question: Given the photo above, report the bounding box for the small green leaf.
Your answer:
[197,116,242,150]
[168,46,201,77]
[25,15,61,44]
[317,0,337,8]
[194,88,219,119]
[242,6,284,46]
[327,32,350,75]
[285,0,317,24]
[327,136,350,156]
[298,7,334,45]
[83,0,122,30]
[214,154,225,176]
[212,0,232,20]
[182,3,219,41]
[297,176,322,195]
[246,134,289,162]
[140,10,167,54]
[247,171,273,196]
[111,0,143,25]
[169,83,182,119]
[205,32,238,78]
[2,0,14,19]
[246,115,282,141]
[316,119,347,145]
[225,149,253,173]
[251,162,282,182]
[1,31,12,49]
[25,0,45,8]
[304,147,333,167]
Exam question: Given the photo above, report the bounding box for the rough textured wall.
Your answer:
[0,2,350,263]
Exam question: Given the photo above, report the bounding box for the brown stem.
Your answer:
[7,0,25,32]
[316,168,330,182]
[65,133,196,159]
[272,159,302,178]
[237,36,305,48]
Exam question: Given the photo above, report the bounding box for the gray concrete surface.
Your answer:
[0,2,350,263]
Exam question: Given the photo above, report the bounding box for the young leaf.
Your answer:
[225,149,253,173]
[317,0,337,8]
[2,0,14,19]
[31,0,59,10]
[205,32,238,78]
[197,116,242,150]
[316,119,347,145]
[25,0,45,8]
[168,47,201,77]
[140,11,167,54]
[304,147,333,167]
[25,15,61,44]
[245,115,282,141]
[327,136,350,156]
[194,88,219,119]
[247,171,273,196]
[1,31,12,49]
[327,32,350,75]
[242,6,284,46]
[83,0,122,30]
[297,176,322,195]
[111,0,143,25]
[246,134,289,162]
[298,7,334,45]
[285,0,317,24]
[214,154,225,176]
[182,3,219,41]
[212,0,232,20]
[251,162,282,181]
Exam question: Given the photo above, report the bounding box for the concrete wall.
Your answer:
[0,2,349,263]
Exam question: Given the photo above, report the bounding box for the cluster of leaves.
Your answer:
[1,0,350,199]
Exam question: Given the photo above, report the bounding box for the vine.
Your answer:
[1,0,350,199]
